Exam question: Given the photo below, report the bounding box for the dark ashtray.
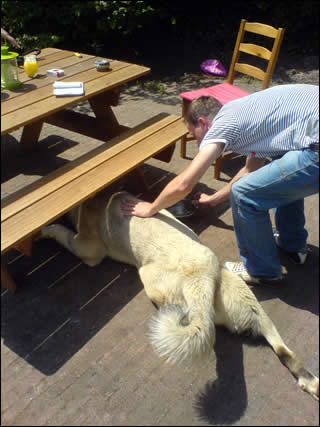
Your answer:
[95,58,110,71]
[167,199,196,218]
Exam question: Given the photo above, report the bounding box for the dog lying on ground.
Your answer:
[41,190,319,400]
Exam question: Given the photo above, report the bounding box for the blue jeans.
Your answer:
[230,148,319,278]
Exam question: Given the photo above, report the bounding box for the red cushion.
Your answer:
[179,82,249,105]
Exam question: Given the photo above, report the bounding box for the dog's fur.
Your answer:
[41,191,319,400]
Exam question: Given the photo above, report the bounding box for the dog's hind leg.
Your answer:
[138,264,166,307]
[41,224,106,267]
[259,312,319,400]
[217,269,319,400]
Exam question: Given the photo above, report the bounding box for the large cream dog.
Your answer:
[41,190,319,400]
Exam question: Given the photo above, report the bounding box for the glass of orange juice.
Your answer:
[24,54,38,78]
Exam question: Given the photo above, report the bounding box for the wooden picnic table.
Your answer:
[1,47,150,149]
[1,48,189,293]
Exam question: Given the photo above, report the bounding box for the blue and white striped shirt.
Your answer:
[200,84,319,158]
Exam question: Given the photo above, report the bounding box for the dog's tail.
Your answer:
[148,304,215,364]
[260,312,319,400]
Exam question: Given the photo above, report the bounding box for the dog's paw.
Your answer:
[40,224,58,239]
[298,376,319,401]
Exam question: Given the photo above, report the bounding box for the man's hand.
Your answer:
[1,28,20,48]
[121,199,155,218]
[192,156,267,210]
[192,192,219,208]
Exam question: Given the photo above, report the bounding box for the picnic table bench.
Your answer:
[1,113,188,292]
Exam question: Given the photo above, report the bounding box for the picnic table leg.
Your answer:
[20,120,44,150]
[1,263,17,293]
[89,87,121,110]
[13,236,33,256]
[126,167,151,194]
[1,237,34,293]
[88,88,127,138]
[44,88,128,142]
[152,144,176,163]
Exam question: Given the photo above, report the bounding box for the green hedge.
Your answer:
[2,0,318,58]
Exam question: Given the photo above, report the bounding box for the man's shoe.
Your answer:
[223,261,283,285]
[273,229,308,265]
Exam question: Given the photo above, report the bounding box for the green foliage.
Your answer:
[143,80,166,95]
[1,0,156,52]
[1,0,318,57]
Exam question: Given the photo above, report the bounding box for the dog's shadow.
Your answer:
[194,327,263,425]
[152,301,250,424]
[193,246,319,425]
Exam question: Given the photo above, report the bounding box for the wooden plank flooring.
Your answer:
[1,83,319,425]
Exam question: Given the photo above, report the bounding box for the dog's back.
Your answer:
[41,191,319,399]
[100,192,215,269]
[101,192,220,363]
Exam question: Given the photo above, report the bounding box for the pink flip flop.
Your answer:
[200,59,226,77]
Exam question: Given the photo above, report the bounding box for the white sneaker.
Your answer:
[223,261,283,285]
[273,229,308,265]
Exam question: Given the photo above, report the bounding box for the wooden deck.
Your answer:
[1,82,319,426]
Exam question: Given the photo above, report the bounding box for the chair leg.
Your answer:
[214,155,223,180]
[180,134,187,158]
[180,98,190,159]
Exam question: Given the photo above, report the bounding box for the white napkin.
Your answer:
[53,81,84,96]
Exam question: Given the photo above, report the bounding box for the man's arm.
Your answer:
[195,156,266,207]
[121,143,224,217]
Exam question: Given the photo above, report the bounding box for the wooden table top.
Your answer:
[1,48,150,135]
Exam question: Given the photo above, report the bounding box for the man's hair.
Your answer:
[185,96,222,126]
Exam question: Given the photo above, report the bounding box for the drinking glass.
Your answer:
[24,54,38,78]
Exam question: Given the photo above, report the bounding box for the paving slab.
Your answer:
[1,65,319,426]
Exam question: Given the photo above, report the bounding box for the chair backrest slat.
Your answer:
[244,22,280,38]
[234,63,266,81]
[239,43,272,61]
[226,19,285,90]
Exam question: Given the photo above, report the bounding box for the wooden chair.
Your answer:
[179,19,285,179]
